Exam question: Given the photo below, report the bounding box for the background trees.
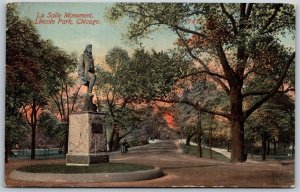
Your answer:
[6,3,44,161]
[6,4,77,161]
[95,47,187,150]
[106,3,295,162]
[245,93,295,160]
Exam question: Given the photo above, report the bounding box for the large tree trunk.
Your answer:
[197,133,202,157]
[64,123,69,155]
[109,126,120,151]
[209,127,213,158]
[186,132,196,146]
[31,125,36,159]
[5,142,9,163]
[267,140,270,155]
[30,100,37,160]
[273,138,277,155]
[230,88,245,163]
[227,140,230,152]
[292,142,295,157]
[197,111,203,157]
[108,128,116,152]
[186,135,192,146]
[262,133,267,161]
[112,129,120,151]
[250,140,254,159]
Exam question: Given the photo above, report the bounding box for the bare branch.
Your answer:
[178,70,228,81]
[151,97,231,120]
[50,93,63,120]
[22,106,31,126]
[71,85,82,113]
[243,69,255,80]
[120,130,133,140]
[243,88,294,98]
[174,25,207,38]
[220,3,238,35]
[260,4,282,33]
[243,52,295,119]
[59,83,66,120]
[64,82,70,120]
[175,30,230,94]
[215,45,237,83]
[129,22,162,39]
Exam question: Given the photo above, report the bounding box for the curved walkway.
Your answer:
[5,140,294,187]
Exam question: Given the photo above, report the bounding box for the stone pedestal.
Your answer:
[66,112,109,166]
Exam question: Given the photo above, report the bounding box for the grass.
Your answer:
[182,144,231,162]
[17,163,154,174]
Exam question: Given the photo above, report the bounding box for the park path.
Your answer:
[5,140,294,187]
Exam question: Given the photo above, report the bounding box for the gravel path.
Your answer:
[5,139,294,187]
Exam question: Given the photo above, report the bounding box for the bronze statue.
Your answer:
[78,44,97,111]
[78,44,96,96]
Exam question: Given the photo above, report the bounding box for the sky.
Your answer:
[15,2,295,65]
[17,2,177,64]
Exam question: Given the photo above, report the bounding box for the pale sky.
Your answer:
[17,2,177,64]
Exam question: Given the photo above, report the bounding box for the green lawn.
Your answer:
[182,144,231,162]
[17,163,154,174]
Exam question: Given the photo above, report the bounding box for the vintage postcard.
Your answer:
[5,1,295,188]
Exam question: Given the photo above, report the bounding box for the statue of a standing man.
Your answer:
[78,44,96,96]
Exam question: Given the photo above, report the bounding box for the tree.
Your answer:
[106,3,295,162]
[5,116,27,163]
[139,106,169,141]
[37,110,68,150]
[245,93,294,160]
[40,41,78,154]
[6,3,46,160]
[173,79,227,157]
[95,47,142,151]
[6,3,78,160]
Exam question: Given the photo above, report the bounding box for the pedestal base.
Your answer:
[67,111,108,166]
[66,153,109,166]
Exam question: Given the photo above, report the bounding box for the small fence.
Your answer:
[9,148,65,160]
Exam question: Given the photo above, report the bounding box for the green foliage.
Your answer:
[106,3,295,162]
[173,80,231,143]
[106,3,191,43]
[245,93,294,145]
[38,110,68,141]
[5,116,27,148]
[6,3,77,111]
[106,3,295,114]
[6,3,43,116]
[96,47,190,130]
[6,4,78,157]
[137,106,169,140]
[120,49,189,100]
[39,40,78,97]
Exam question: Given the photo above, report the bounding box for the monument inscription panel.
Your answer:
[91,121,103,134]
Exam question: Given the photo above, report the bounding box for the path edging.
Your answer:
[9,167,164,183]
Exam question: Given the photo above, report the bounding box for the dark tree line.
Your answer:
[6,4,77,162]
